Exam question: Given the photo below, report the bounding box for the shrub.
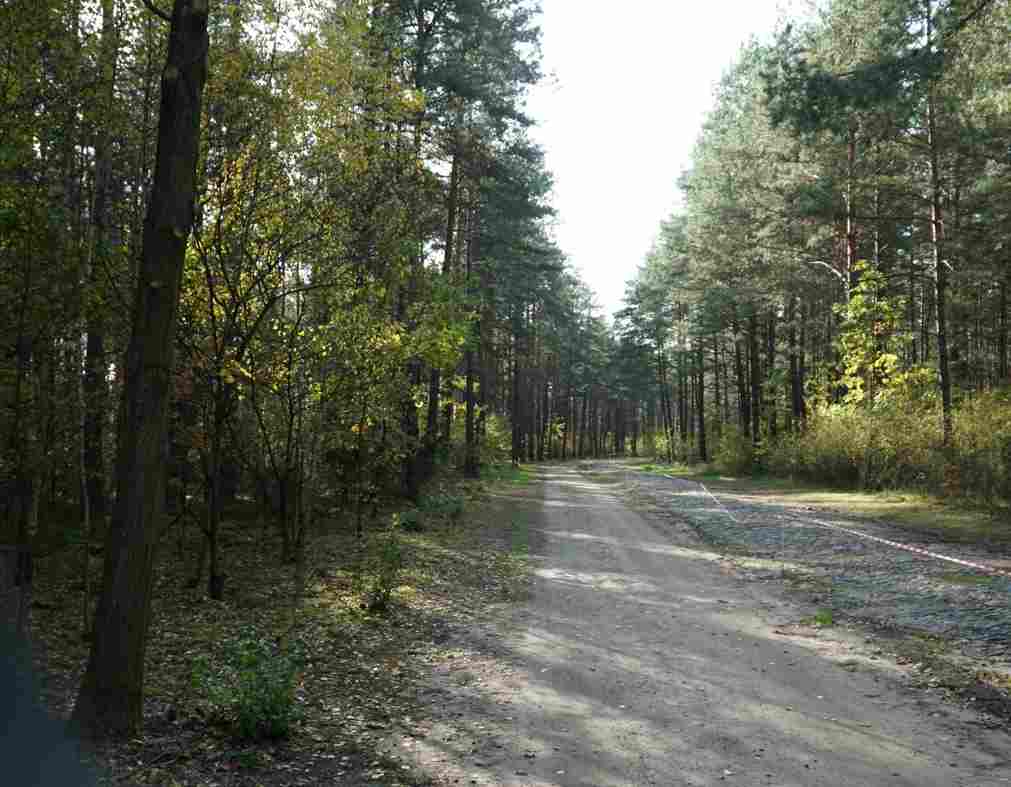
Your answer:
[714,426,754,476]
[193,635,303,740]
[763,387,1011,505]
[398,508,424,532]
[421,491,465,523]
[766,399,943,491]
[363,523,404,612]
[951,391,1011,505]
[449,412,512,470]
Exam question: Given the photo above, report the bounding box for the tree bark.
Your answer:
[999,275,1008,382]
[788,297,804,429]
[924,7,952,445]
[72,0,210,738]
[696,344,707,462]
[84,0,119,523]
[748,313,761,447]
[766,310,778,441]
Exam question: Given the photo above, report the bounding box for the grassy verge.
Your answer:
[625,459,1011,545]
[709,477,1009,545]
[480,462,535,487]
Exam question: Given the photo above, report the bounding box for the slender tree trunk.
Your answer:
[712,335,722,437]
[84,0,119,523]
[511,331,522,465]
[204,394,229,600]
[749,313,761,447]
[464,345,477,477]
[631,401,639,456]
[578,389,588,458]
[845,124,857,298]
[788,297,804,429]
[72,0,210,738]
[733,319,749,437]
[767,310,778,441]
[678,354,689,450]
[924,23,952,444]
[799,302,808,427]
[999,276,1008,382]
[77,313,92,638]
[696,344,707,462]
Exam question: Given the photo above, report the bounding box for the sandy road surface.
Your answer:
[395,466,1011,786]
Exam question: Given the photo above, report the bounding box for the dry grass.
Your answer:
[626,460,1011,545]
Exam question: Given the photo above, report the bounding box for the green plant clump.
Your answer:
[812,609,834,627]
[399,508,424,532]
[363,523,405,612]
[193,636,304,740]
[422,491,465,522]
[714,426,755,476]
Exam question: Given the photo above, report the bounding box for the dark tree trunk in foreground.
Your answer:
[72,0,210,738]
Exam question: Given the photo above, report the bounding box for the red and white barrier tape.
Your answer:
[664,474,1011,581]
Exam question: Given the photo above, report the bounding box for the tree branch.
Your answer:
[804,259,847,284]
[139,0,171,23]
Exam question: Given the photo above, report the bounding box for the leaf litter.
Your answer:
[28,480,534,786]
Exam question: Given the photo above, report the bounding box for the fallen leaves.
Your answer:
[30,483,533,787]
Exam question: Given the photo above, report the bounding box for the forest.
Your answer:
[618,0,1011,501]
[2,0,1011,773]
[0,0,619,749]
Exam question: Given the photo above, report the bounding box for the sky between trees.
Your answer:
[527,0,792,318]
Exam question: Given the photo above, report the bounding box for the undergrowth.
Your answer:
[29,464,535,787]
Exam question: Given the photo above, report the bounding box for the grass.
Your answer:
[628,460,1011,546]
[716,481,1010,545]
[810,609,834,627]
[481,462,535,486]
[939,571,995,586]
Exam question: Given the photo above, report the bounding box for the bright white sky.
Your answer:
[526,1,792,320]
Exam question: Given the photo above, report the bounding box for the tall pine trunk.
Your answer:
[696,344,707,462]
[925,52,952,444]
[748,313,761,447]
[72,0,209,738]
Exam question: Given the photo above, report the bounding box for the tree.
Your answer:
[72,0,210,738]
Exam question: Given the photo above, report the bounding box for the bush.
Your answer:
[951,391,1011,504]
[421,491,465,522]
[363,523,404,612]
[449,412,512,471]
[398,508,424,532]
[193,636,303,740]
[765,399,945,491]
[761,387,1011,506]
[714,426,754,476]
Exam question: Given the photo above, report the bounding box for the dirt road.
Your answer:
[395,465,1011,786]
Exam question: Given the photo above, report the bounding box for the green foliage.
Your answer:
[482,414,513,464]
[835,261,909,406]
[192,636,304,740]
[398,508,424,533]
[767,401,943,490]
[481,462,533,485]
[948,391,1011,505]
[421,491,465,523]
[362,524,405,613]
[714,426,755,476]
[765,388,1011,508]
[811,609,834,627]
